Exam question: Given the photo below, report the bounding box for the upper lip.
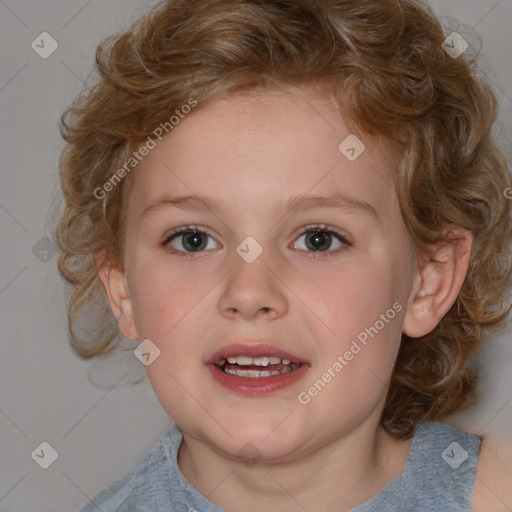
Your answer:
[207,343,306,366]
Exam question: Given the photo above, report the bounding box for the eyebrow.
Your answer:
[142,192,378,218]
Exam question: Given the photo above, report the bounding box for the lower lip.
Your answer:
[206,363,309,395]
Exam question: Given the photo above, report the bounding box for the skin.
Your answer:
[97,87,482,511]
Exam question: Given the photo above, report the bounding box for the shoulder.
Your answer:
[78,428,176,512]
[472,433,512,512]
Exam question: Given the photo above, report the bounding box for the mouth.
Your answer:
[206,343,309,395]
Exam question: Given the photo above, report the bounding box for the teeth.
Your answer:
[221,356,296,366]
[223,365,299,377]
[253,357,270,366]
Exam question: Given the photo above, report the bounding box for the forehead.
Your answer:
[124,87,397,221]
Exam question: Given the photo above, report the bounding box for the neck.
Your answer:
[177,419,413,512]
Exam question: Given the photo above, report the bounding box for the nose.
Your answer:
[217,255,289,322]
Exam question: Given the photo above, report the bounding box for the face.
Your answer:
[117,87,416,462]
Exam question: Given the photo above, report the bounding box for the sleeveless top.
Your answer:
[78,420,482,511]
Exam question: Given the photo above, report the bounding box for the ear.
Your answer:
[94,251,138,340]
[402,226,472,338]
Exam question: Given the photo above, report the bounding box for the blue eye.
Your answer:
[162,225,218,257]
[293,225,350,255]
[162,224,351,258]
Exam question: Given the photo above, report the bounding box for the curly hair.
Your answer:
[56,0,512,439]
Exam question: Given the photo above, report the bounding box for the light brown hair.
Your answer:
[56,0,512,439]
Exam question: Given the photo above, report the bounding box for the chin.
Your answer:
[199,417,308,464]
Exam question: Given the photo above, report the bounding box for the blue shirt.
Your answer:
[78,420,481,511]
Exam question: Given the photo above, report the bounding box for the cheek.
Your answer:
[129,262,203,341]
[302,255,404,382]
[299,289,403,427]
[128,265,206,415]
[307,260,398,333]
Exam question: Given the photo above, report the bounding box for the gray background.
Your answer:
[0,1,511,511]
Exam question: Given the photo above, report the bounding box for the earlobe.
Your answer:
[402,227,472,339]
[94,252,138,340]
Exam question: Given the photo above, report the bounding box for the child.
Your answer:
[56,0,512,510]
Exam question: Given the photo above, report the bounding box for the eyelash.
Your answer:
[161,224,352,259]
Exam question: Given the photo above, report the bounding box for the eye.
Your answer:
[162,225,219,257]
[292,224,350,256]
[162,223,351,258]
